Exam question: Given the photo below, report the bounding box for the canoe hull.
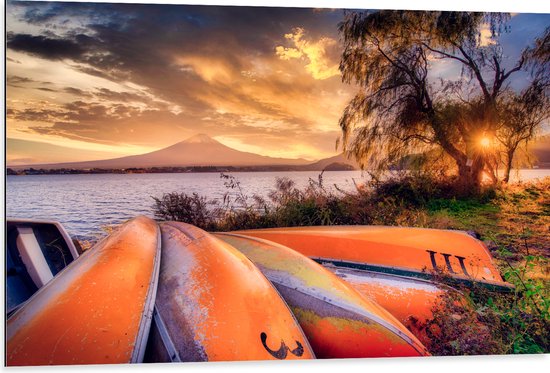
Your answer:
[235,226,511,290]
[330,266,452,346]
[149,222,314,362]
[6,216,161,366]
[215,233,429,358]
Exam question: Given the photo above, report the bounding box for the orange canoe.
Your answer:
[235,226,512,291]
[329,266,451,346]
[146,222,314,362]
[215,233,429,358]
[6,216,161,366]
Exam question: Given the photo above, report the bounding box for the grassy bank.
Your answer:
[153,172,549,355]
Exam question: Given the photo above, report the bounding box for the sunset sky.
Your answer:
[5,1,550,165]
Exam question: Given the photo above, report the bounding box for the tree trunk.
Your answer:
[455,157,485,196]
[503,148,516,184]
[485,159,499,186]
[431,116,487,195]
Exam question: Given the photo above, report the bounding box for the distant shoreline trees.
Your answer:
[338,11,549,194]
[4,162,357,176]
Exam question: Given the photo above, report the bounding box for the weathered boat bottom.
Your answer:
[7,220,516,365]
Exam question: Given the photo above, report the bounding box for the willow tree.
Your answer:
[338,11,547,192]
[495,82,550,183]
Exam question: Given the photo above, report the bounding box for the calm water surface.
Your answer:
[6,170,549,240]
[6,171,366,239]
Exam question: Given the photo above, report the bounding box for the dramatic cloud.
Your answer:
[276,27,340,80]
[7,75,54,87]
[6,33,88,60]
[5,1,547,164]
[7,75,34,85]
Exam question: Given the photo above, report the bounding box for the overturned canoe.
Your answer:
[6,216,161,366]
[329,266,450,345]
[235,226,511,291]
[215,233,429,358]
[146,222,314,362]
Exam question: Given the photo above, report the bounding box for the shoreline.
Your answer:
[6,164,357,175]
[6,167,550,176]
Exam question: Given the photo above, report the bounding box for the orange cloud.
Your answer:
[175,56,235,83]
[276,27,340,80]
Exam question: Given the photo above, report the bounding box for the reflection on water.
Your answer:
[6,170,549,240]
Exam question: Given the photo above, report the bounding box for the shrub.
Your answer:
[422,288,504,355]
[151,171,500,231]
[152,192,218,230]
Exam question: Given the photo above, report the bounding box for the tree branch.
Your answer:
[455,43,492,100]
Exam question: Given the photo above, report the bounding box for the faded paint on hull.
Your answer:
[331,267,450,345]
[152,222,314,362]
[333,268,443,324]
[215,233,429,358]
[6,216,161,366]
[235,226,510,289]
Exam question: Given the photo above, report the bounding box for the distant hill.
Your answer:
[305,153,360,171]
[321,162,357,171]
[9,134,310,170]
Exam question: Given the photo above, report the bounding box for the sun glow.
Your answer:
[480,137,493,148]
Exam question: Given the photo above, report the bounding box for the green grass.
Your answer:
[427,197,500,229]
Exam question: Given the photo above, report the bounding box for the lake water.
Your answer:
[6,169,549,240]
